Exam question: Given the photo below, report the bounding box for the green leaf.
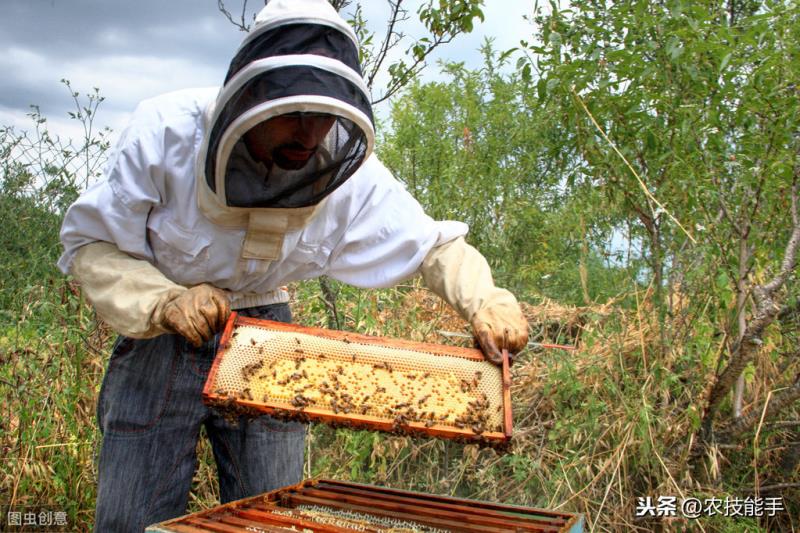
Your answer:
[521,63,532,84]
[537,77,547,100]
[719,52,732,73]
[646,131,656,151]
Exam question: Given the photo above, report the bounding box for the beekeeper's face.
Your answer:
[244,112,336,170]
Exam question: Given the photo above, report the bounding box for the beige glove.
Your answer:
[156,284,231,347]
[420,237,529,365]
[471,305,529,365]
[70,242,230,343]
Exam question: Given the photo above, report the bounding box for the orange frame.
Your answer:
[202,313,513,445]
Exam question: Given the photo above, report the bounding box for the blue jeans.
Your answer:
[94,304,304,532]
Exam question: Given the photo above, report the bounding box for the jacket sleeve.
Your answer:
[58,99,181,337]
[418,236,520,322]
[325,156,468,288]
[70,242,186,338]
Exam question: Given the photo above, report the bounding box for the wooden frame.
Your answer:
[202,313,513,445]
[147,478,585,532]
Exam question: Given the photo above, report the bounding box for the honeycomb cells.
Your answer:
[210,324,504,434]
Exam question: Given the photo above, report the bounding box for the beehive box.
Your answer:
[146,479,585,532]
[202,313,512,445]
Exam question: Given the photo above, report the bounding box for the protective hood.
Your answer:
[197,0,375,233]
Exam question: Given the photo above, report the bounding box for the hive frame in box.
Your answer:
[202,313,513,445]
[147,478,585,532]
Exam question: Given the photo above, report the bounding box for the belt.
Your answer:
[227,288,290,310]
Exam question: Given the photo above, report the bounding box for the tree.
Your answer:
[521,0,800,479]
[379,44,638,302]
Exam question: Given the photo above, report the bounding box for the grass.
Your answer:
[2,270,799,531]
[0,217,796,533]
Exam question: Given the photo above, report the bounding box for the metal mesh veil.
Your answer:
[203,14,374,210]
[223,115,368,209]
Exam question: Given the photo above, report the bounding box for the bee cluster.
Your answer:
[211,329,504,437]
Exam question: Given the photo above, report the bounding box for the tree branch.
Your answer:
[716,374,800,441]
[762,179,800,295]
[217,0,253,32]
[371,33,454,105]
[365,0,407,89]
[701,177,800,436]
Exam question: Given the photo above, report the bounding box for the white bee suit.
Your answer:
[59,87,478,332]
[58,0,521,344]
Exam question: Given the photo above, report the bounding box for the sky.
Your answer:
[0,0,537,147]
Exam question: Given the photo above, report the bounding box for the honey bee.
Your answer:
[294,337,301,344]
[291,394,310,409]
[250,338,256,346]
[214,395,237,410]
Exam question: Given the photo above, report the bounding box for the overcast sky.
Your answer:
[0,1,536,145]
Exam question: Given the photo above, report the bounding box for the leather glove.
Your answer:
[471,303,529,365]
[157,284,231,347]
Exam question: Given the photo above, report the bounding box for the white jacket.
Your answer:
[58,88,468,309]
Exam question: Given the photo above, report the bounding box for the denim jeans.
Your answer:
[94,303,305,532]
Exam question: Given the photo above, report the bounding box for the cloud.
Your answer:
[2,0,537,145]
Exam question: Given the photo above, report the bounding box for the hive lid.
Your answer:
[202,313,513,445]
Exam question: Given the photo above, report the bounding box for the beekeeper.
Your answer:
[58,0,528,530]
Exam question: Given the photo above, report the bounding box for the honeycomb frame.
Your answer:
[202,313,512,444]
